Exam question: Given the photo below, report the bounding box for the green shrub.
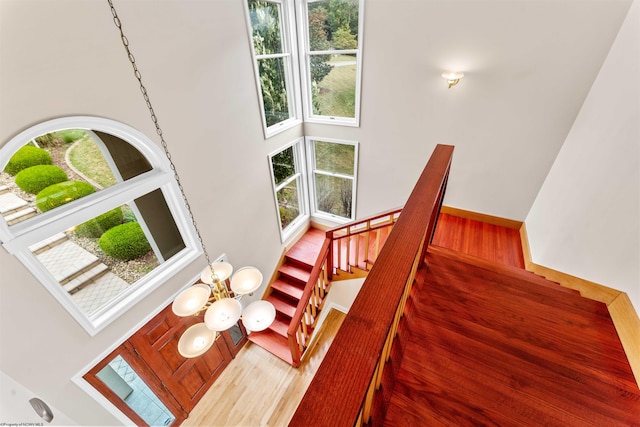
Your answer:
[34,133,64,148]
[75,208,123,238]
[99,222,151,260]
[35,181,95,212]
[4,146,53,175]
[55,129,86,143]
[14,165,68,194]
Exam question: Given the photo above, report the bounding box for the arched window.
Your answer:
[0,117,200,335]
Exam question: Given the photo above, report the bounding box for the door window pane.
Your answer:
[97,355,175,427]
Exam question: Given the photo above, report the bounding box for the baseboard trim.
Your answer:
[441,206,523,230]
[520,223,640,386]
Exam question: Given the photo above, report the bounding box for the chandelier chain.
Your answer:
[107,0,215,270]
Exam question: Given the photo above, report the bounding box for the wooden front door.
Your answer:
[128,304,234,413]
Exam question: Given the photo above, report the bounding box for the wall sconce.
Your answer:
[442,71,464,88]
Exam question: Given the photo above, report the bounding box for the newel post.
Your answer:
[326,230,334,280]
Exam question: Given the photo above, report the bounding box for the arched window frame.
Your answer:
[0,116,201,335]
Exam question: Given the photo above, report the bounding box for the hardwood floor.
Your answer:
[181,214,639,426]
[182,309,345,426]
[432,213,525,268]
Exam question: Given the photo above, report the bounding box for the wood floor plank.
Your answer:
[432,213,525,268]
[181,309,345,426]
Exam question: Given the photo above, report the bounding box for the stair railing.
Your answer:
[286,237,331,367]
[326,208,402,278]
[286,210,403,366]
[289,144,454,426]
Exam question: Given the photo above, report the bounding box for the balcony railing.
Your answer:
[289,144,454,426]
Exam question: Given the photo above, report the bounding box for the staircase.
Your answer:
[380,245,640,426]
[247,228,326,366]
[248,213,399,367]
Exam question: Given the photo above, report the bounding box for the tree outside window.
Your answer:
[308,138,357,220]
[304,0,362,122]
[247,0,300,135]
[269,140,307,239]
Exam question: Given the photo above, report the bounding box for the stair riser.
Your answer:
[284,256,314,272]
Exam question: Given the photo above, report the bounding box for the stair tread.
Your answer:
[426,246,608,315]
[285,228,325,268]
[278,263,311,284]
[247,330,294,365]
[271,278,304,300]
[429,245,578,295]
[266,294,297,318]
[269,315,290,337]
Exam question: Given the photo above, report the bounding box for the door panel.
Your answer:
[128,304,234,412]
[84,341,186,426]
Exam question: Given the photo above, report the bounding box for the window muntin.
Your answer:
[0,117,200,335]
[300,0,363,125]
[308,138,357,221]
[246,0,301,136]
[269,140,308,240]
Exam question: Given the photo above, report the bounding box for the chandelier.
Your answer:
[107,0,276,358]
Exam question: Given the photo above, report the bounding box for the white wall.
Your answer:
[1,371,77,426]
[526,1,640,314]
[0,1,292,425]
[0,0,633,424]
[314,0,630,221]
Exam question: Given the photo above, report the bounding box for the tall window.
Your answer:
[268,140,308,240]
[246,0,301,137]
[300,0,364,125]
[0,117,200,335]
[307,137,357,221]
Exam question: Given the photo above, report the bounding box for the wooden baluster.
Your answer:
[364,220,371,264]
[326,230,334,279]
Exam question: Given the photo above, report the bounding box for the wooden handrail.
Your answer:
[326,208,402,278]
[286,209,401,366]
[325,206,403,235]
[289,144,454,426]
[287,237,331,366]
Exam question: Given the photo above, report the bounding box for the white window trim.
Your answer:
[305,136,358,223]
[268,138,309,242]
[0,116,201,335]
[297,0,365,126]
[244,0,303,138]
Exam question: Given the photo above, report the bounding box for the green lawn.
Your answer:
[67,135,117,188]
[315,63,357,118]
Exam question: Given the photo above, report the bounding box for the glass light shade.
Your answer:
[242,300,276,332]
[230,266,263,295]
[441,71,464,80]
[178,323,217,358]
[201,262,233,284]
[204,298,243,331]
[172,284,211,316]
